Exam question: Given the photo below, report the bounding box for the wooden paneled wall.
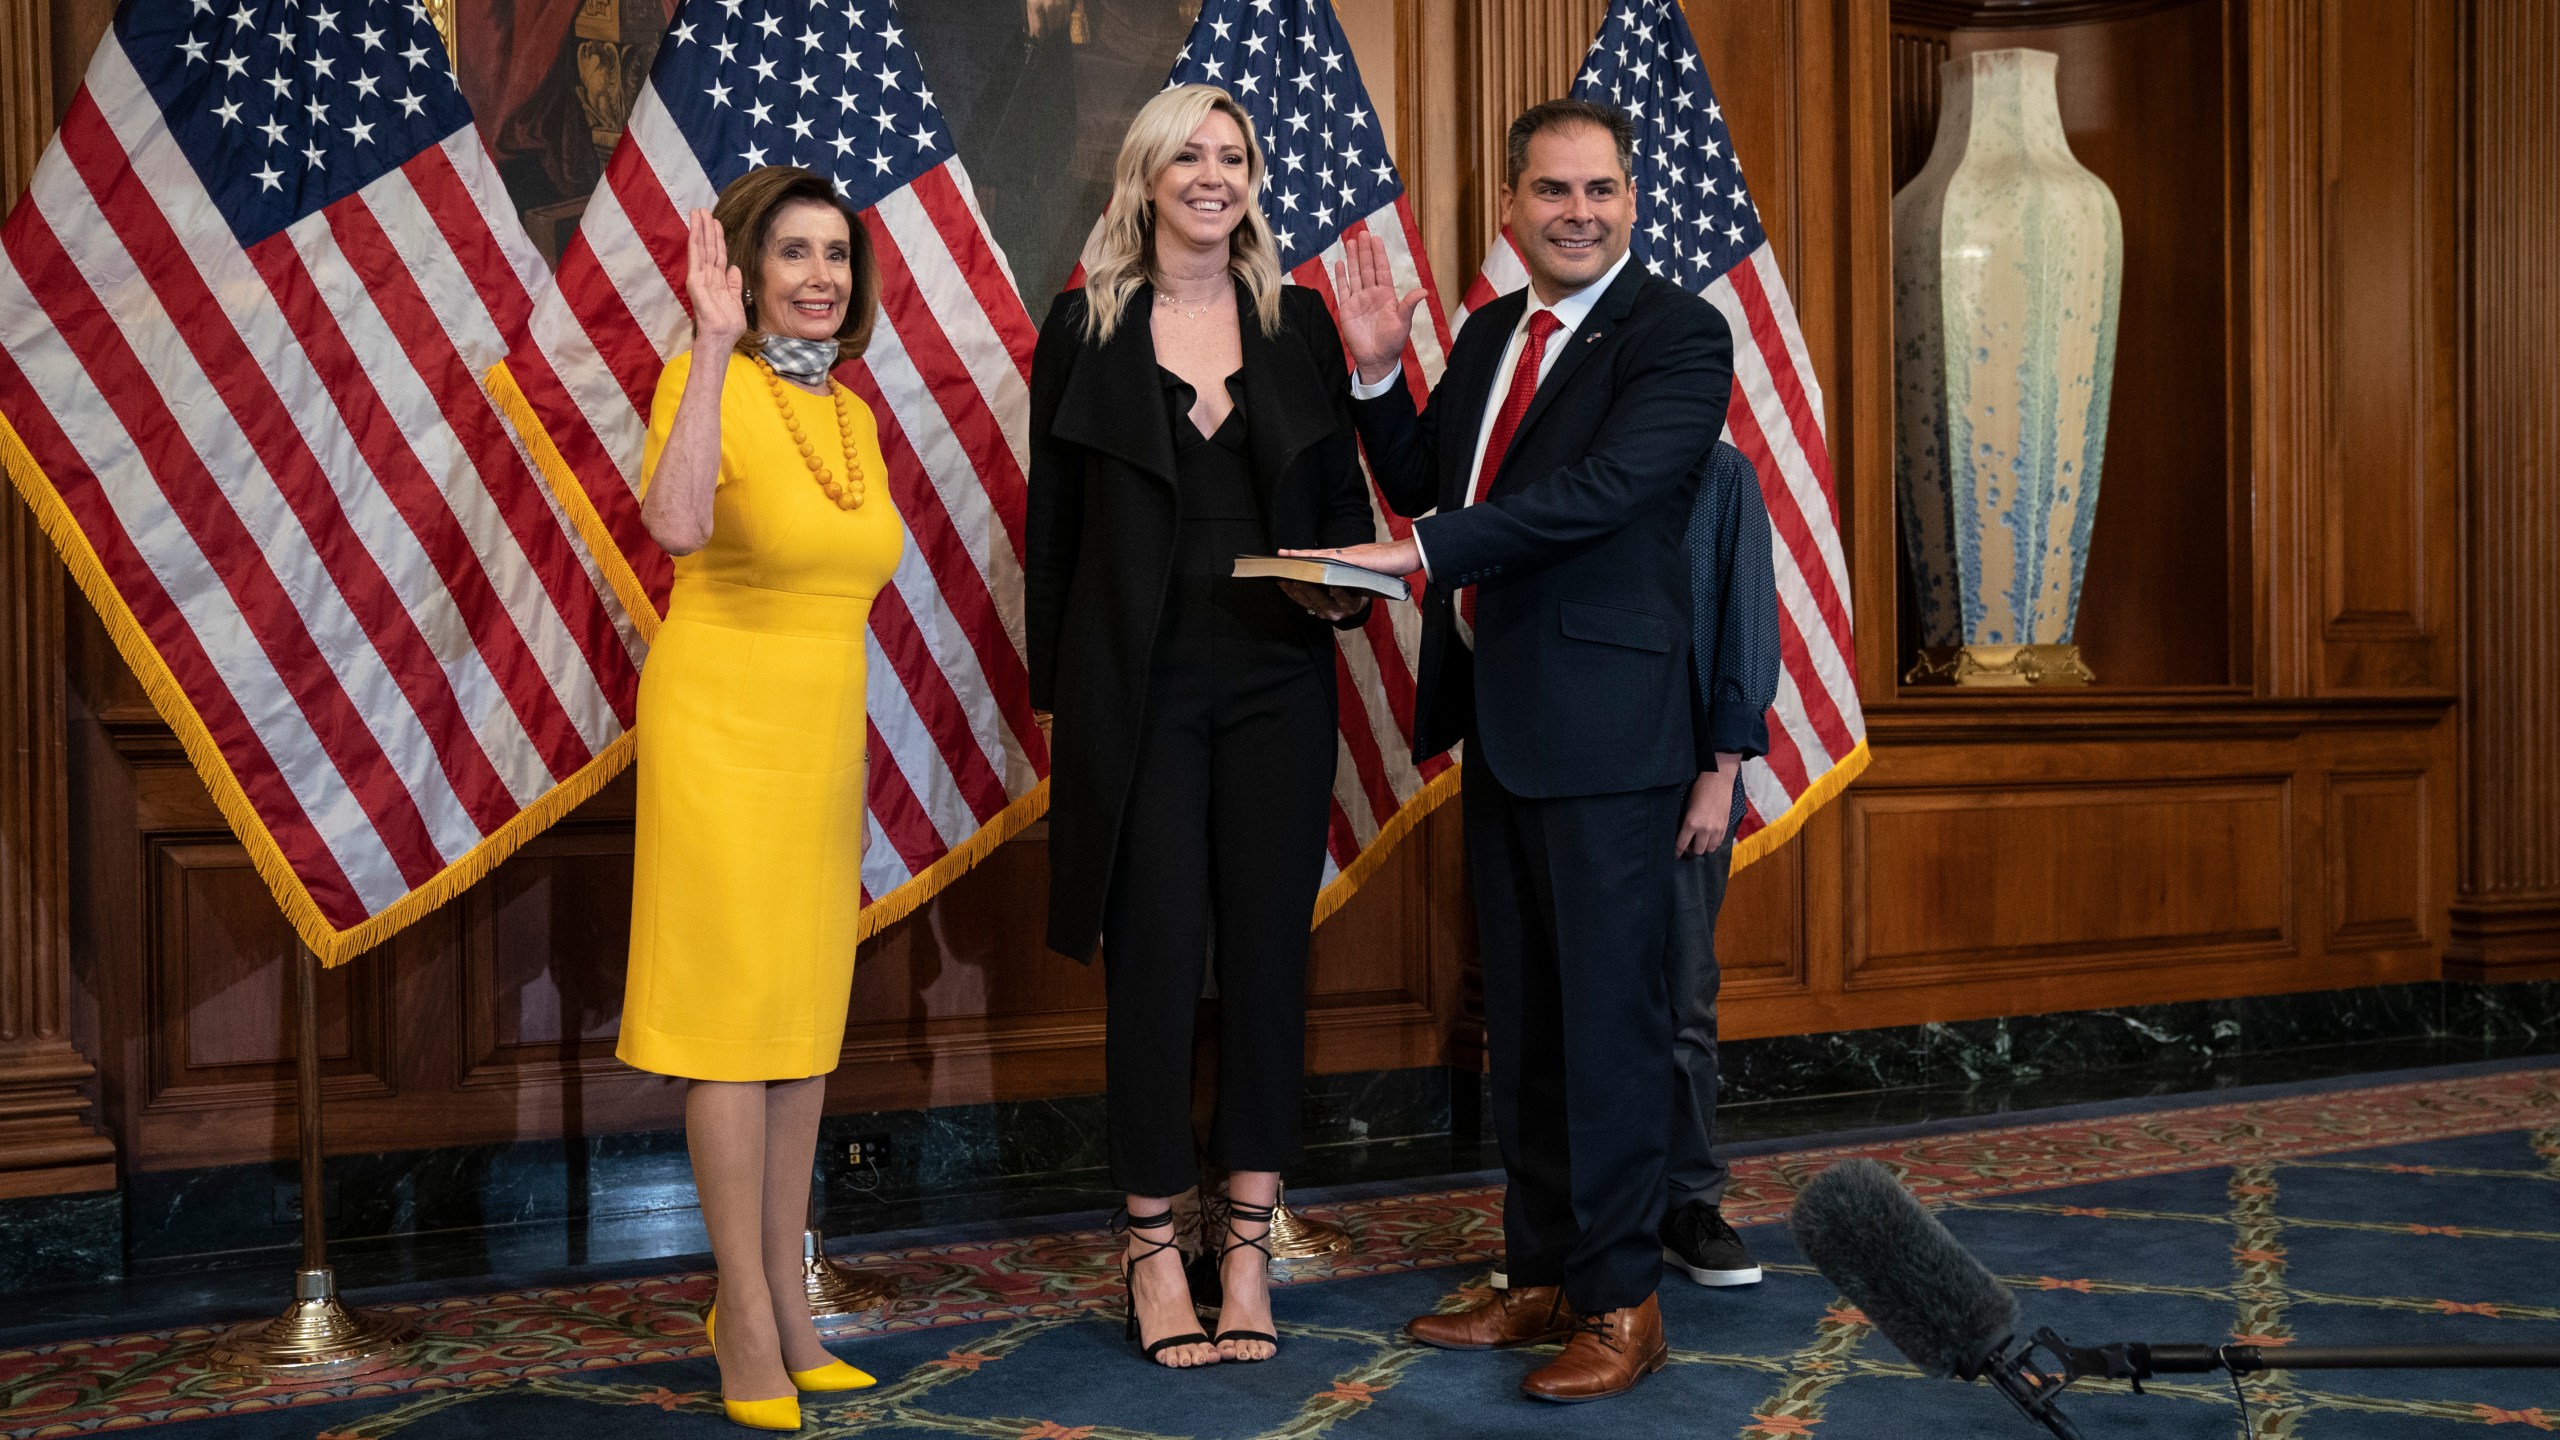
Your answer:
[0,0,2536,1188]
[0,0,117,1202]
[2451,0,2560,979]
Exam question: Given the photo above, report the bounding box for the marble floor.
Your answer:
[2,1030,2551,1352]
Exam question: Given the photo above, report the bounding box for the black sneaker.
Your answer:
[1661,1200,1762,1287]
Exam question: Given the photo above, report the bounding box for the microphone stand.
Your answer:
[1979,1327,2560,1438]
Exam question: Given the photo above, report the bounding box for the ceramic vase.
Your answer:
[1894,48,2121,686]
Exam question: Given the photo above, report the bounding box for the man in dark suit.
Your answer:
[1294,99,1735,1403]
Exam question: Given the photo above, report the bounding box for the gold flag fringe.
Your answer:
[482,359,665,640]
[2,409,639,967]
[1308,762,1462,929]
[1731,736,1870,875]
[856,778,1049,941]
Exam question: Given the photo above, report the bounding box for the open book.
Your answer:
[1231,555,1412,602]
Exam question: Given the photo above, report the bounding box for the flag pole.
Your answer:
[210,939,415,1375]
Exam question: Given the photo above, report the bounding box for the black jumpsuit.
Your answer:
[1097,369,1338,1197]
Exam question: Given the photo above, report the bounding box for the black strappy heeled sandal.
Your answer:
[1117,1208,1215,1367]
[1211,1198,1280,1361]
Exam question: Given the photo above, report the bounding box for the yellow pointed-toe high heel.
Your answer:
[722,1396,802,1431]
[788,1359,877,1391]
[703,1305,807,1430]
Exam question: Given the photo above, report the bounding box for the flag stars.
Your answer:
[214,97,244,124]
[301,140,327,168]
[909,121,935,151]
[400,39,429,67]
[786,113,815,140]
[352,71,379,97]
[264,71,293,97]
[218,49,249,76]
[878,21,901,47]
[269,26,297,52]
[875,62,900,89]
[872,104,897,131]
[746,98,772,124]
[797,23,823,50]
[311,6,337,32]
[868,149,893,175]
[706,78,733,106]
[1319,46,1342,71]
[179,34,210,62]
[228,2,255,28]
[753,12,782,38]
[740,141,769,165]
[257,115,289,144]
[750,55,778,81]
[712,35,737,62]
[347,117,375,145]
[253,161,284,190]
[395,87,425,116]
[791,69,820,96]
[305,96,329,123]
[671,19,696,44]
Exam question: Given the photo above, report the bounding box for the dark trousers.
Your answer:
[1667,838,1734,1208]
[1099,647,1333,1199]
[1465,755,1684,1314]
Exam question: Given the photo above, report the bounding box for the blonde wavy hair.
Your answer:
[1082,84,1286,342]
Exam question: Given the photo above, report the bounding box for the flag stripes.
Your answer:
[1,7,645,960]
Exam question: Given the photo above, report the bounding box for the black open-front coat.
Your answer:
[1024,279,1376,962]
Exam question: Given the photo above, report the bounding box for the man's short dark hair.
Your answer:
[1505,99,1635,188]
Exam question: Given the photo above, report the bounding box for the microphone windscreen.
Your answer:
[1788,1158,2020,1380]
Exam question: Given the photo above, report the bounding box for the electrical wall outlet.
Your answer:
[845,1135,891,1172]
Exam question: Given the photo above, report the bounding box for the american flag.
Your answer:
[1097,0,1459,915]
[1459,0,1869,865]
[486,0,1049,930]
[0,0,646,965]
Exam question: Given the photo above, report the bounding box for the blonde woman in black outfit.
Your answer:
[1023,83,1376,1369]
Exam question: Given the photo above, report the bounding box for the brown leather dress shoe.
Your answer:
[1520,1293,1668,1403]
[1406,1284,1577,1351]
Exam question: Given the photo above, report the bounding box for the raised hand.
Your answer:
[684,208,747,348]
[1331,231,1425,385]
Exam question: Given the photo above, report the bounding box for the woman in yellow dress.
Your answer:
[617,165,905,1431]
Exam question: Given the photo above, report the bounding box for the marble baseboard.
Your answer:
[0,1191,121,1290]
[32,981,2560,1288]
[1716,979,2560,1105]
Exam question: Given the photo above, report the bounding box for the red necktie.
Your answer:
[1459,308,1563,639]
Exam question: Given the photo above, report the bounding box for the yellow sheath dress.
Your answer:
[617,348,906,1081]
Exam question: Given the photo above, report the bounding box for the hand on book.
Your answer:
[1281,538,1421,579]
[1277,580,1367,621]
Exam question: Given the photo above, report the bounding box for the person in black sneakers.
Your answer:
[1661,440,1779,1290]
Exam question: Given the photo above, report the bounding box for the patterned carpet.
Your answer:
[4,1064,2556,1438]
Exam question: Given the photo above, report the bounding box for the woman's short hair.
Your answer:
[1081,84,1285,343]
[709,165,881,363]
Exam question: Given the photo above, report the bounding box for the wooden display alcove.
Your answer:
[1889,0,2249,691]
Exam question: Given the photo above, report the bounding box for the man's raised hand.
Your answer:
[1332,231,1426,386]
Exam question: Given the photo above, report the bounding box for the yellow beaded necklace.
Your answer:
[756,357,867,511]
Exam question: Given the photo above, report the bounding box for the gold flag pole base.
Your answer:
[1264,1189,1349,1265]
[801,1227,897,1324]
[211,1265,416,1376]
[209,944,416,1377]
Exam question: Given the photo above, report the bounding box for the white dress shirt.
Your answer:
[1351,249,1632,579]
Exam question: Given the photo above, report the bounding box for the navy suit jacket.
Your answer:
[1353,261,1735,798]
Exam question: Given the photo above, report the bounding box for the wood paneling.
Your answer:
[2450,0,2560,979]
[2325,771,2429,950]
[1848,781,2292,986]
[2252,0,2461,695]
[0,0,116,1202]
